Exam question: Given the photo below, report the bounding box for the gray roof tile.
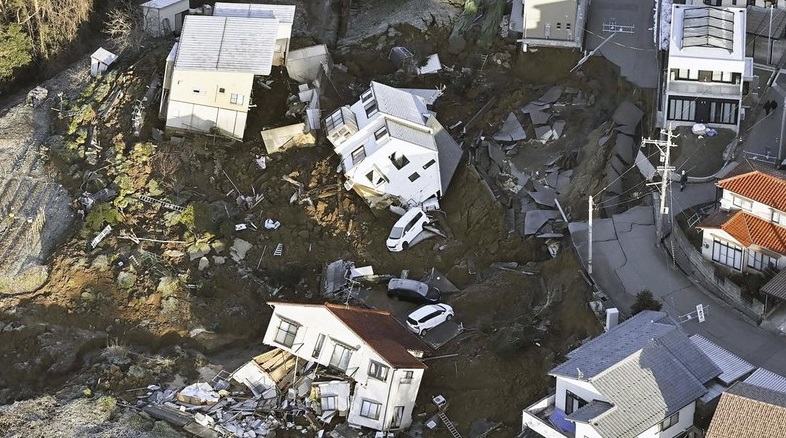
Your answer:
[690,334,755,385]
[565,400,614,423]
[744,367,786,393]
[371,81,428,126]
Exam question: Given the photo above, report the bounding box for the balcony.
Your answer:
[667,81,742,98]
[521,394,572,438]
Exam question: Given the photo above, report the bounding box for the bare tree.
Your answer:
[103,0,146,52]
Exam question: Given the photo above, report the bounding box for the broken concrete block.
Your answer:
[213,256,226,265]
[230,238,253,262]
[493,112,527,142]
[187,242,210,261]
[612,101,643,130]
[211,240,226,254]
[551,120,566,140]
[198,257,210,271]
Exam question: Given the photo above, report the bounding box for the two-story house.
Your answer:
[323,81,462,209]
[263,302,428,432]
[697,162,786,273]
[521,310,721,438]
[665,4,752,132]
[509,0,588,50]
[161,4,295,140]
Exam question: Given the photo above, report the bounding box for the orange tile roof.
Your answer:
[699,210,786,254]
[717,170,786,211]
[706,382,786,438]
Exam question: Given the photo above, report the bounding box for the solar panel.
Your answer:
[681,7,735,51]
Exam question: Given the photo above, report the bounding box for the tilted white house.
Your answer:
[521,310,721,438]
[140,0,190,37]
[162,5,294,140]
[263,302,428,431]
[509,0,588,50]
[323,82,463,208]
[665,4,752,132]
[697,162,786,274]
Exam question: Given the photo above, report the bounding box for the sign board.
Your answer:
[697,304,705,323]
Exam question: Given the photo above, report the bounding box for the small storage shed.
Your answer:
[90,47,118,77]
[140,0,190,37]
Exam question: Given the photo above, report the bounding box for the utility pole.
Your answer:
[642,125,678,239]
[779,97,786,165]
[588,195,593,275]
[769,4,775,65]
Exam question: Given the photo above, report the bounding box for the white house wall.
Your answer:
[719,189,785,224]
[263,304,422,431]
[142,0,190,37]
[635,402,695,438]
[700,228,786,272]
[573,423,602,438]
[553,377,605,412]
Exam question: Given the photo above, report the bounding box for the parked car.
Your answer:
[386,207,430,252]
[387,278,440,303]
[406,304,454,336]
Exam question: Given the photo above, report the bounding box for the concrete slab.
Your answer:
[529,110,551,126]
[615,134,636,165]
[528,183,557,207]
[534,125,553,142]
[552,120,566,139]
[524,210,560,235]
[612,100,644,128]
[494,112,527,142]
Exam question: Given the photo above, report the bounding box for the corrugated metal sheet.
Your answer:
[744,368,786,393]
[175,15,278,74]
[213,2,296,23]
[690,334,755,385]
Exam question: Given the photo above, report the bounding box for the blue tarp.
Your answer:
[548,409,575,434]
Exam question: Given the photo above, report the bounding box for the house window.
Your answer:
[709,100,739,125]
[391,406,405,428]
[668,97,696,121]
[313,333,326,359]
[364,99,378,118]
[713,238,743,270]
[361,89,373,103]
[230,93,245,105]
[366,168,388,186]
[565,391,587,415]
[360,399,382,419]
[329,342,354,371]
[400,370,414,383]
[773,210,782,224]
[321,395,337,410]
[192,89,204,95]
[748,250,775,271]
[660,412,680,431]
[556,22,562,30]
[732,196,753,211]
[566,23,571,30]
[351,146,366,165]
[274,318,299,348]
[390,152,410,170]
[375,126,388,141]
[698,70,714,82]
[368,360,390,381]
[218,87,226,93]
[408,172,420,182]
[324,109,345,133]
[423,159,436,170]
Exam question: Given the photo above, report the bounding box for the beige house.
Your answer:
[509,0,588,49]
[162,7,293,140]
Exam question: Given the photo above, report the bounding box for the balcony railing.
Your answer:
[667,81,741,97]
[521,394,571,438]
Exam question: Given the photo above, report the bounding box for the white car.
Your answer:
[386,207,430,252]
[406,304,454,336]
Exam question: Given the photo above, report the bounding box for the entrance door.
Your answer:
[695,99,710,123]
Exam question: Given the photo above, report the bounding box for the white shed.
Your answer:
[140,0,190,37]
[90,47,118,77]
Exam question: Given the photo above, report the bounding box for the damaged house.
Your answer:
[161,4,295,139]
[324,81,462,209]
[262,302,428,432]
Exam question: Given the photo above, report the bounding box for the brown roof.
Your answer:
[325,303,428,369]
[698,210,786,254]
[717,165,786,211]
[706,382,786,438]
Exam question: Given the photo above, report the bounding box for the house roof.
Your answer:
[698,210,786,255]
[690,334,754,386]
[744,368,786,393]
[670,4,746,60]
[564,400,614,423]
[213,2,296,24]
[324,303,428,369]
[717,166,786,211]
[705,382,786,438]
[175,15,278,74]
[387,120,436,150]
[747,5,786,39]
[91,47,118,65]
[428,116,463,194]
[140,0,187,9]
[370,81,429,126]
[550,311,720,438]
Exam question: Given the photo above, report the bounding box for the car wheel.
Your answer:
[446,314,453,321]
[420,328,428,336]
[402,241,409,250]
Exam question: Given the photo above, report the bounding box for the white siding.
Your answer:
[553,377,605,412]
[141,0,189,37]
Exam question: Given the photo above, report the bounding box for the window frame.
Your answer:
[773,210,782,224]
[230,93,245,105]
[712,238,743,271]
[329,342,355,372]
[360,399,382,420]
[748,250,775,272]
[351,146,366,166]
[375,126,389,141]
[660,411,680,431]
[368,360,390,382]
[321,395,338,410]
[400,370,414,384]
[423,159,436,170]
[408,172,421,182]
[732,196,753,211]
[273,317,299,348]
[390,152,410,170]
[313,333,326,359]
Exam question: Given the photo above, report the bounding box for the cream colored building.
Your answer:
[162,5,295,140]
[510,0,588,49]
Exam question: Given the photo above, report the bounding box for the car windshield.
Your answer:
[406,317,418,325]
[389,226,404,239]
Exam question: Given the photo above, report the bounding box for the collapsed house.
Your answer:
[262,302,429,431]
[323,81,463,209]
[160,4,295,140]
